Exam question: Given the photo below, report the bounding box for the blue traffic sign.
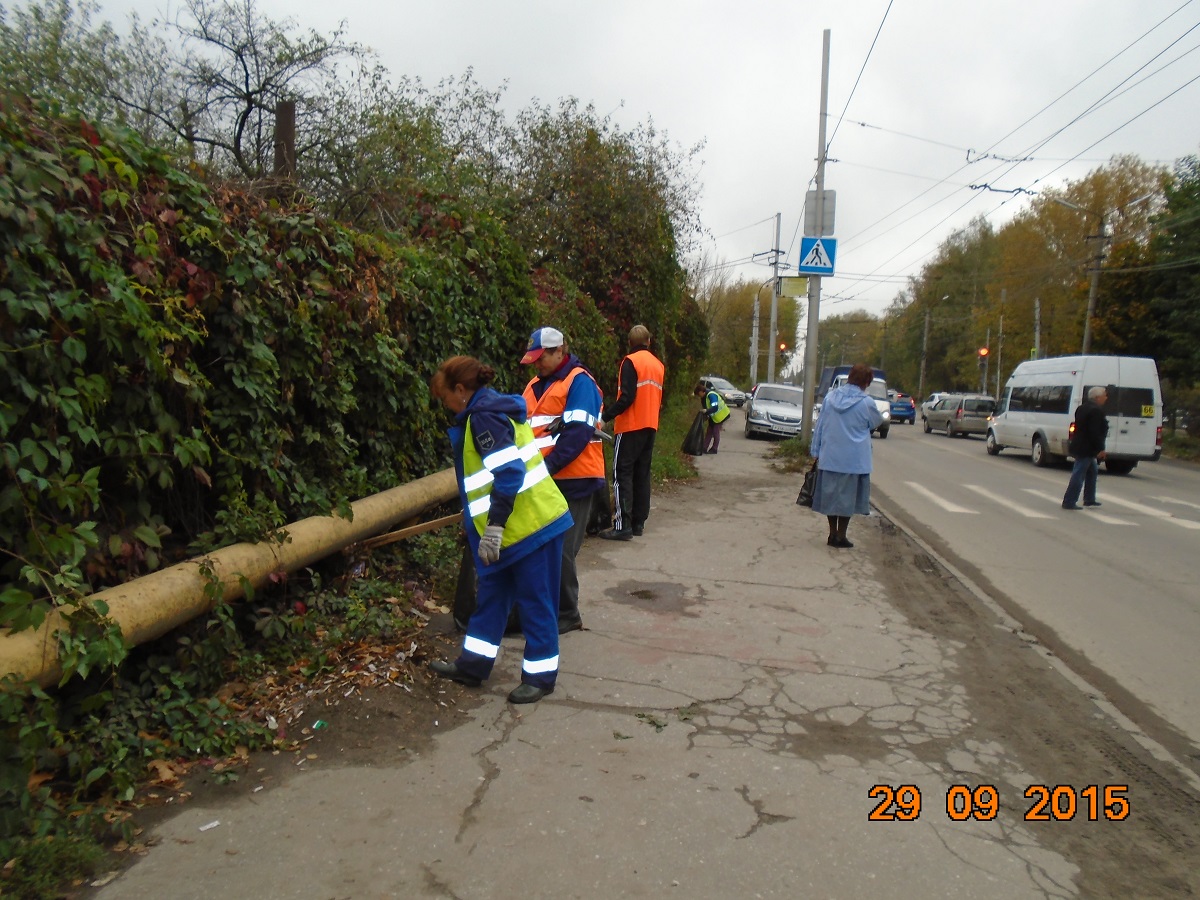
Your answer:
[798,237,837,276]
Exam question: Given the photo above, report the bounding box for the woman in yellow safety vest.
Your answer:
[427,356,573,704]
[695,381,731,454]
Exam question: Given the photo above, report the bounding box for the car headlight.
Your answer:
[748,408,767,422]
[881,410,891,420]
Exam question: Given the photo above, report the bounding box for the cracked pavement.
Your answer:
[93,435,1200,899]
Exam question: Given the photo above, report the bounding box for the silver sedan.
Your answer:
[744,383,808,439]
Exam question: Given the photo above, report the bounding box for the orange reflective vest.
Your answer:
[613,349,664,434]
[522,368,606,481]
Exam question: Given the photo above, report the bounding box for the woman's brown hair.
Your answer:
[846,363,874,389]
[430,356,496,400]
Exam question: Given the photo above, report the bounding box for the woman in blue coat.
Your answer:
[809,363,883,548]
[428,356,573,703]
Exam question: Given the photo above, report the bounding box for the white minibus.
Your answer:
[986,355,1163,474]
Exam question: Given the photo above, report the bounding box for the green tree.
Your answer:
[891,217,999,394]
[872,157,1171,396]
[302,70,514,231]
[0,0,128,122]
[1034,156,1164,359]
[696,276,800,386]
[1149,155,1200,385]
[504,100,704,369]
[118,0,367,179]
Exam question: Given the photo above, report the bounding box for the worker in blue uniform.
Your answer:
[521,326,607,634]
[428,355,573,704]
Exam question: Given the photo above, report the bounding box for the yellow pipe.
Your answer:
[1,468,459,688]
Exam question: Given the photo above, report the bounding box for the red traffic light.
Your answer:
[978,347,990,358]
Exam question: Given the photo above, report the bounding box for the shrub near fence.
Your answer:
[0,97,539,639]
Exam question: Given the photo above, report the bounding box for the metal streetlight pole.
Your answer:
[767,213,782,383]
[750,277,775,386]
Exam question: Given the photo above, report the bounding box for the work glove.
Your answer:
[478,525,504,565]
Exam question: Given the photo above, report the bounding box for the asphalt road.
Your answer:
[89,412,1200,899]
[870,420,1200,765]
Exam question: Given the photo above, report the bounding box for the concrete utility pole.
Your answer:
[981,327,991,394]
[1034,297,1041,359]
[918,307,931,401]
[749,299,760,385]
[1081,214,1106,355]
[767,213,782,383]
[800,29,831,444]
[995,316,1004,396]
[996,288,1005,397]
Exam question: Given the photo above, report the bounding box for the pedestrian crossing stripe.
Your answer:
[899,482,1200,527]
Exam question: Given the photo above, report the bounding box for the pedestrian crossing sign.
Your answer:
[798,237,837,276]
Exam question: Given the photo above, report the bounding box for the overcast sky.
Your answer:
[94,0,1200,322]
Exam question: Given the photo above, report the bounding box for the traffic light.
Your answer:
[779,342,787,351]
[977,346,990,393]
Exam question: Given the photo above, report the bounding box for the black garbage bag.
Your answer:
[682,410,708,456]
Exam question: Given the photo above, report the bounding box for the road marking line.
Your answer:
[963,484,1053,518]
[1021,489,1138,525]
[1149,495,1200,512]
[1098,494,1200,530]
[906,482,979,514]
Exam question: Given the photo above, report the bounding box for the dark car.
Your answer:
[888,390,916,424]
[702,375,747,408]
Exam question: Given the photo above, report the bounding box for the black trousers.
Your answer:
[611,427,656,532]
[558,491,595,625]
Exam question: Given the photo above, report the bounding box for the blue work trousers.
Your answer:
[457,535,563,691]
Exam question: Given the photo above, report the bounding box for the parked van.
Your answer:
[986,355,1162,473]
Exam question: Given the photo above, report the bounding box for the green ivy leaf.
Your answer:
[133,525,162,548]
[62,336,87,362]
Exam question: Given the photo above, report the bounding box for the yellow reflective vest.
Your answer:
[705,390,730,424]
[462,416,569,550]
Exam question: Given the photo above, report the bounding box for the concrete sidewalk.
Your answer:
[93,436,1191,899]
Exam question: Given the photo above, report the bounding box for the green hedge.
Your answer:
[0,97,540,633]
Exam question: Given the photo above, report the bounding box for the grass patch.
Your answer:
[1161,429,1200,463]
[649,398,700,485]
[768,434,813,473]
[1,836,109,899]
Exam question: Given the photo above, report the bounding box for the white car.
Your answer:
[920,391,952,421]
[744,383,805,439]
[830,374,891,438]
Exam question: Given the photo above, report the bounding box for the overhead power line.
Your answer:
[828,3,1199,302]
[825,0,895,154]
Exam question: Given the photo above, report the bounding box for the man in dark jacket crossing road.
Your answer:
[1062,385,1109,510]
